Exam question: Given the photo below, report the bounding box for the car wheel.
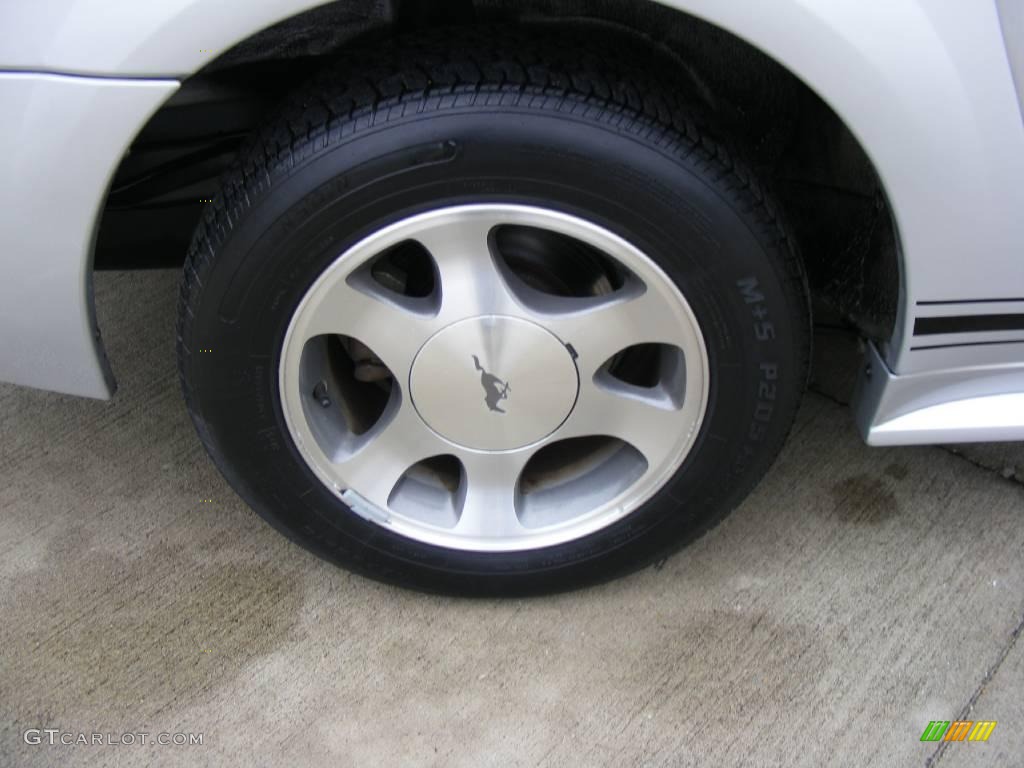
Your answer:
[177,28,810,594]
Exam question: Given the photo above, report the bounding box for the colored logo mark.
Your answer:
[920,720,996,742]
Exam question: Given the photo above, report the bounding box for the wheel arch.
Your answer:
[85,0,1003,399]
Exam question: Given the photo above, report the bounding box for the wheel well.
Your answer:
[94,0,900,341]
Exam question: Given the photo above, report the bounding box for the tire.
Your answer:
[177,27,810,595]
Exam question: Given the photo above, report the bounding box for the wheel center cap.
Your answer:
[410,316,579,451]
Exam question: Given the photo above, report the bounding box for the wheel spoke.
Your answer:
[559,378,697,466]
[299,277,438,382]
[452,450,532,538]
[334,400,445,511]
[543,287,695,377]
[413,217,522,320]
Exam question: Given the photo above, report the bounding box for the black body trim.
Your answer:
[914,314,1024,336]
[910,338,1024,351]
[917,298,1024,306]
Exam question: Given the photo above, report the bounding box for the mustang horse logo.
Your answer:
[472,355,511,413]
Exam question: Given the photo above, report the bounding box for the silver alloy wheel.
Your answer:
[279,205,709,552]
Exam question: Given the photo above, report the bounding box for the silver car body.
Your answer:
[1,0,1022,446]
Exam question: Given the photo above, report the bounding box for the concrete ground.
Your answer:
[1,270,1021,768]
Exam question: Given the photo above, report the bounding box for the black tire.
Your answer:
[177,27,810,595]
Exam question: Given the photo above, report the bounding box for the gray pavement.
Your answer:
[0,270,1021,768]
